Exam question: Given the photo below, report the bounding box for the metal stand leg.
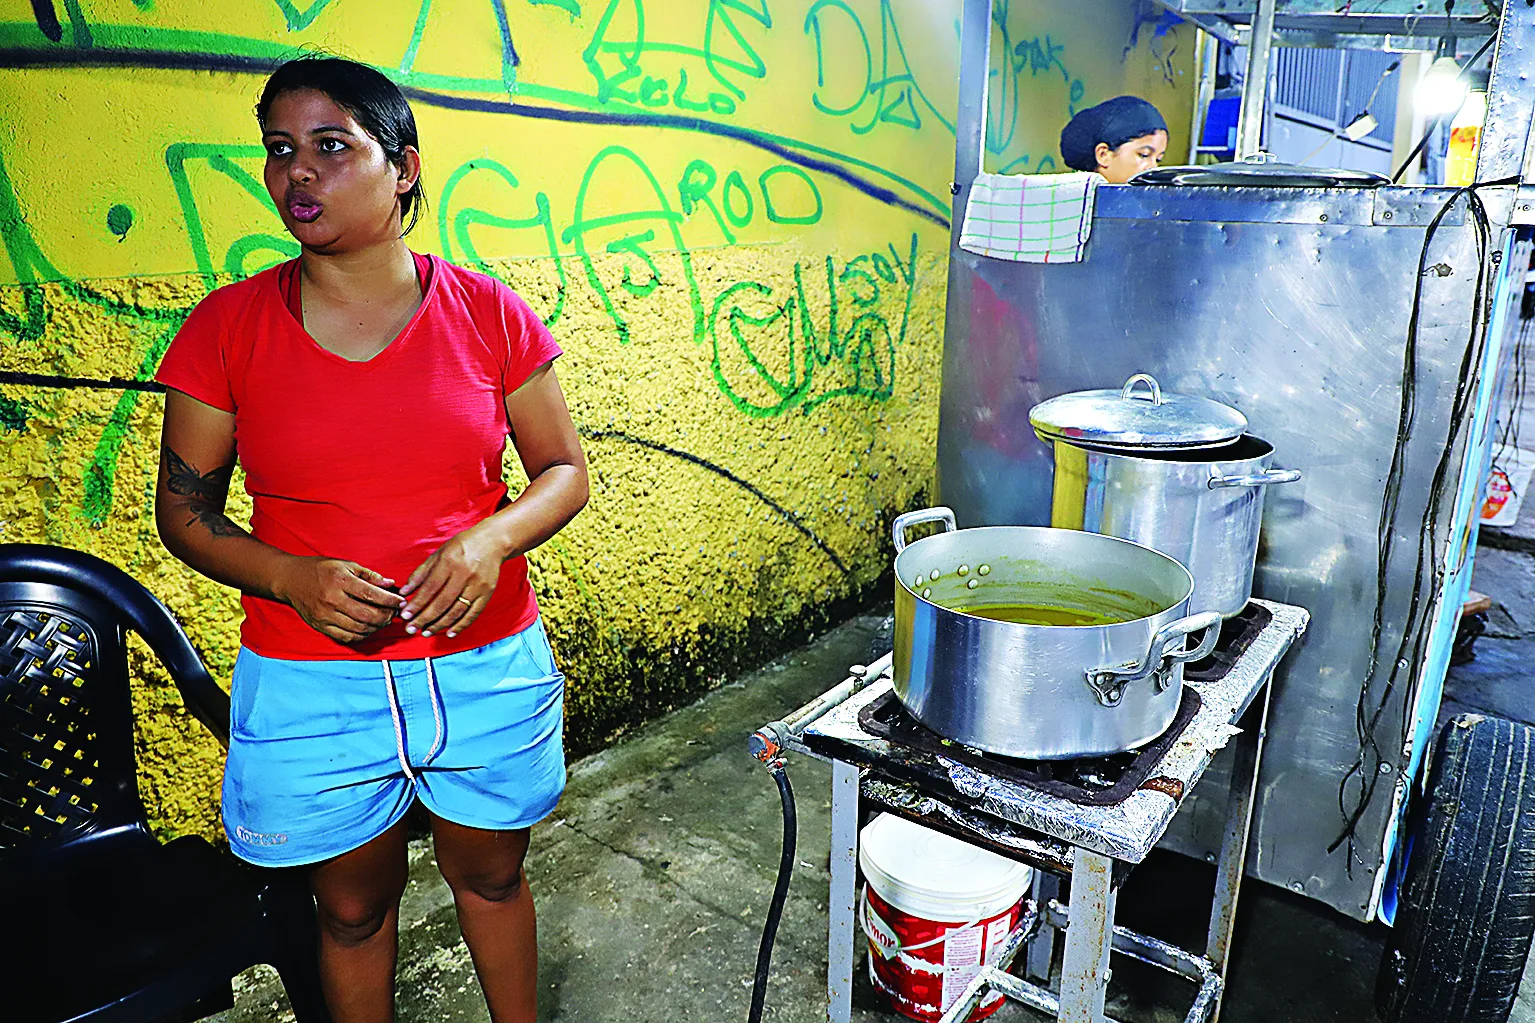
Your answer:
[1027,871,1061,982]
[1060,847,1117,1023]
[1205,686,1273,1023]
[827,759,860,1023]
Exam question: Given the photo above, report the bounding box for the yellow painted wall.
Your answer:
[0,0,1195,840]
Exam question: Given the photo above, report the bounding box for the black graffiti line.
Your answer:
[28,1,61,43]
[0,371,165,391]
[579,428,850,575]
[0,46,949,230]
[0,372,853,576]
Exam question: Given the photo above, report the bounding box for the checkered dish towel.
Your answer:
[958,171,1100,263]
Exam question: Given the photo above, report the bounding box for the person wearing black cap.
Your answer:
[1059,96,1169,183]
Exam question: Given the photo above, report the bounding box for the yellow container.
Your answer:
[1445,91,1488,186]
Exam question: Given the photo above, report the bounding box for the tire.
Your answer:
[1377,713,1535,1023]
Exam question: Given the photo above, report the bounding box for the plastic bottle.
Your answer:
[1445,90,1488,186]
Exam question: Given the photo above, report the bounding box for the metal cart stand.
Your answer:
[774,600,1307,1023]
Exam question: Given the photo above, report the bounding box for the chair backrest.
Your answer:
[0,544,228,859]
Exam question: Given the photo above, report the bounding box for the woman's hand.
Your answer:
[399,525,505,638]
[275,557,406,644]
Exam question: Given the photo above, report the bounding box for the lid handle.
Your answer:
[1120,373,1164,406]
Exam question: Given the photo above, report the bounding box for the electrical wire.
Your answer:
[747,762,797,1023]
[1489,314,1531,476]
[1329,179,1509,867]
[1298,60,1401,167]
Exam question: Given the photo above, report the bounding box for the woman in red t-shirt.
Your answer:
[154,57,587,1022]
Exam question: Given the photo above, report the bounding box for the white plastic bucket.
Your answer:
[859,813,1033,1021]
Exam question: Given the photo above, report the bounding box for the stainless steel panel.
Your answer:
[937,203,1491,921]
[1478,0,1535,185]
[1372,188,1467,228]
[1516,186,1535,225]
[1161,0,1495,17]
[1098,185,1376,226]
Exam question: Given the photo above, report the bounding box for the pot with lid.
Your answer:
[891,507,1220,760]
[1030,374,1300,618]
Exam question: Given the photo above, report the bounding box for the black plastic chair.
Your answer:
[0,543,329,1023]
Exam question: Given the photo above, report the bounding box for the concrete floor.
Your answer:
[214,550,1535,1023]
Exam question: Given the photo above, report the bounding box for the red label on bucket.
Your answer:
[863,884,1022,1022]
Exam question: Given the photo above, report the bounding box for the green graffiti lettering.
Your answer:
[165,142,275,288]
[804,1,868,118]
[82,324,176,527]
[722,170,753,228]
[0,393,29,432]
[803,0,953,137]
[583,0,766,114]
[583,0,645,104]
[400,0,433,72]
[676,159,735,245]
[677,159,716,216]
[271,0,337,32]
[0,149,64,341]
[60,0,93,48]
[759,165,822,226]
[639,74,668,106]
[562,145,702,346]
[607,229,662,297]
[987,0,1088,159]
[438,158,568,327]
[224,232,300,278]
[709,234,916,417]
[702,0,770,101]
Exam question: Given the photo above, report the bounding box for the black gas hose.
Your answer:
[747,760,797,1023]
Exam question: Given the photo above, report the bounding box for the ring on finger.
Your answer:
[456,595,474,606]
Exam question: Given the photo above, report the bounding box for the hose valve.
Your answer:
[749,721,791,767]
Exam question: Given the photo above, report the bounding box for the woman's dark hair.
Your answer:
[257,57,427,236]
[1060,96,1168,173]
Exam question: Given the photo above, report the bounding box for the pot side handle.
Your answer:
[892,507,957,553]
[1160,611,1224,667]
[1086,611,1223,708]
[1208,467,1302,489]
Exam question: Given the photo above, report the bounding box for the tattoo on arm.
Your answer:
[163,447,245,539]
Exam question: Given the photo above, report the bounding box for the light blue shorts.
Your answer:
[222,618,566,867]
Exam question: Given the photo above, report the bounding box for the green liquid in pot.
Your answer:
[965,603,1128,627]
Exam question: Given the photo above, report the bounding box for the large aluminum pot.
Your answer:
[892,508,1221,760]
[1046,434,1300,618]
[1030,374,1301,619]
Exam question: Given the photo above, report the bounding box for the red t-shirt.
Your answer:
[155,253,562,661]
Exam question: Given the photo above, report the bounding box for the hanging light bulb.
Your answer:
[1416,36,1468,116]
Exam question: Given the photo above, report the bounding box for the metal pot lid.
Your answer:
[1029,373,1248,450]
[1131,161,1389,189]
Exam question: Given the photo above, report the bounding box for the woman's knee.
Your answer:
[442,861,526,904]
[313,887,401,945]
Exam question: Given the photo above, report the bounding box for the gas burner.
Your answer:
[848,601,1268,807]
[858,686,1202,806]
[1184,602,1271,683]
